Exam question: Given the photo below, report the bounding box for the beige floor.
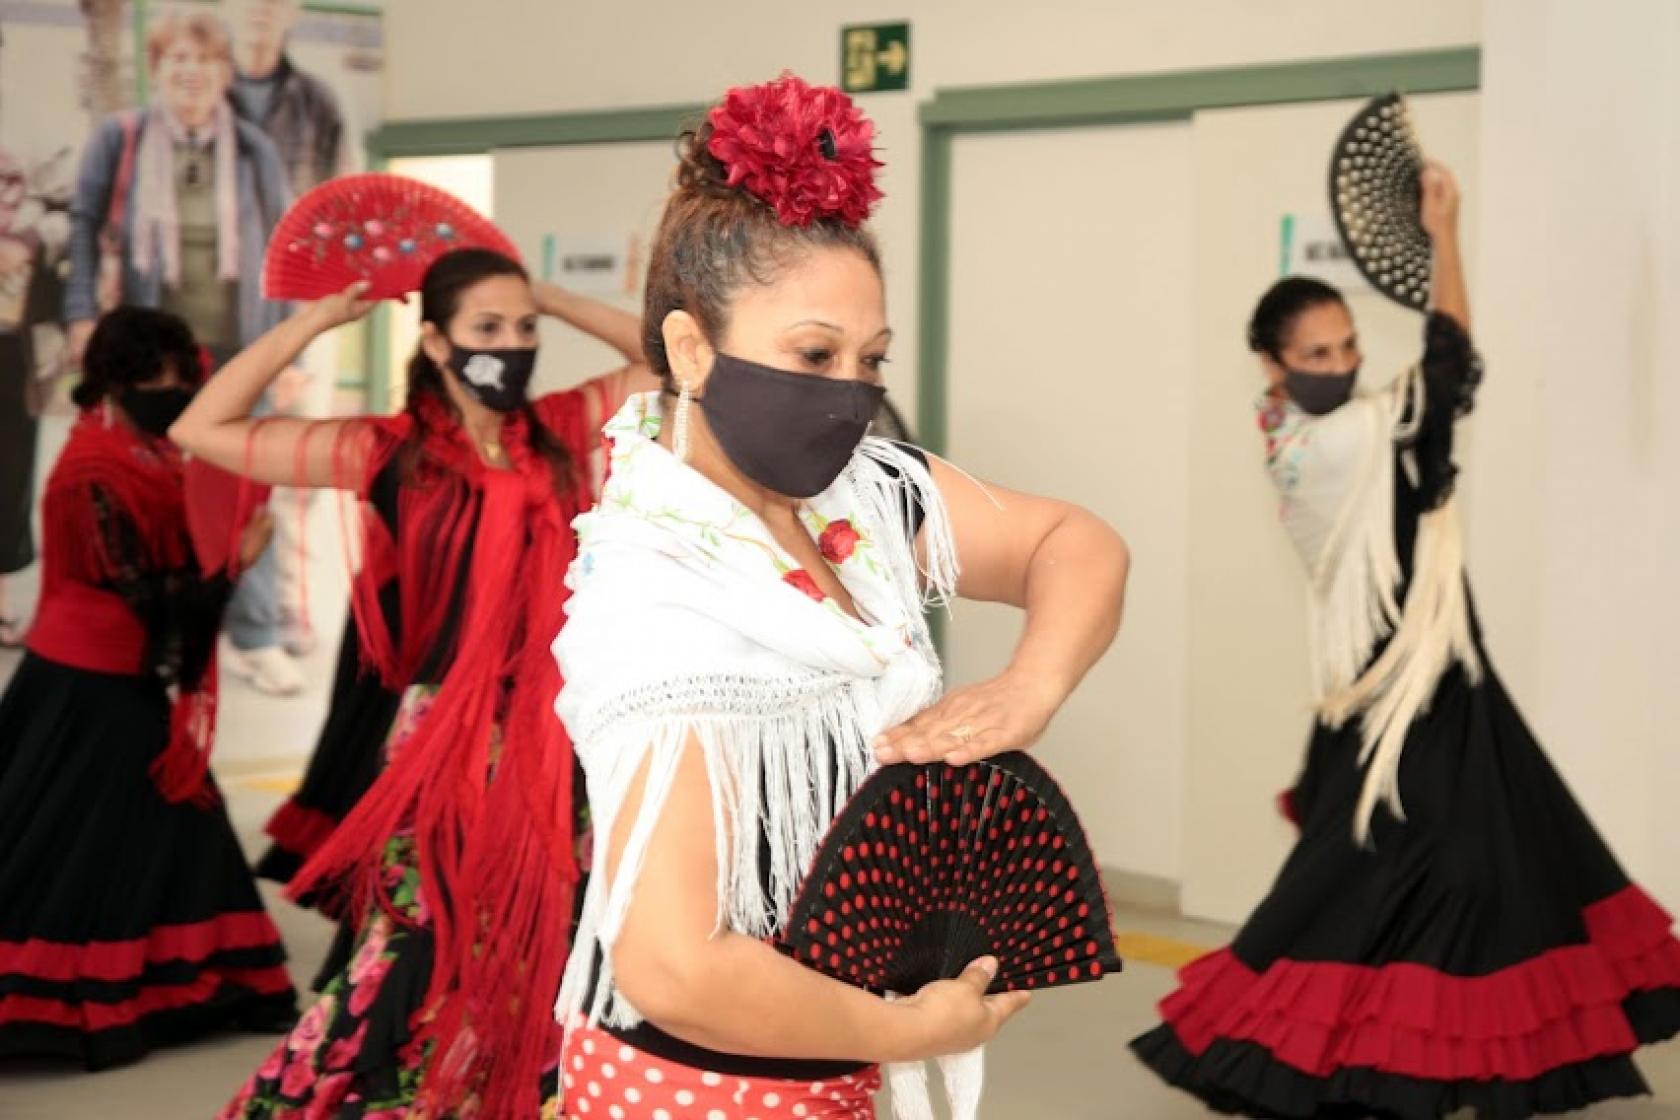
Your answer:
[3,774,1680,1117]
[1,637,1679,1117]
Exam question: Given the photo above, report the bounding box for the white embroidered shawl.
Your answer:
[552,393,977,1114]
[1260,369,1480,840]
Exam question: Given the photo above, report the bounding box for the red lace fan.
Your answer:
[263,173,520,302]
[183,458,270,576]
[774,752,1123,996]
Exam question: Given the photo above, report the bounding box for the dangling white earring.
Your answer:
[673,380,692,462]
[101,398,113,428]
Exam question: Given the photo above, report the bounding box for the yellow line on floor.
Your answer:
[235,775,302,795]
[209,789,1213,972]
[1114,930,1209,970]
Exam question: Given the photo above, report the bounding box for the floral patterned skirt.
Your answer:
[220,685,593,1119]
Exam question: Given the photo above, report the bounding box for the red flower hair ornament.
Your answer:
[705,73,884,228]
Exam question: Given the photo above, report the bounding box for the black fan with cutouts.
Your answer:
[774,752,1122,996]
[1329,92,1432,310]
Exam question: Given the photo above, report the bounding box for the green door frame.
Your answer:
[366,105,705,162]
[914,46,1480,456]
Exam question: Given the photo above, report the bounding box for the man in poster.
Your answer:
[227,0,349,198]
[226,0,352,659]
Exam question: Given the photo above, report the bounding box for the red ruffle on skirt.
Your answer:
[0,911,284,983]
[1160,884,1680,1082]
[264,799,339,862]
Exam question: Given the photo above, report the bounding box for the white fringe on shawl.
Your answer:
[1265,368,1480,842]
[552,393,978,1118]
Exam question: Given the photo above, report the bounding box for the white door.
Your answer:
[944,121,1194,887]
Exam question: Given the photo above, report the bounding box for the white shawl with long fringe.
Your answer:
[552,392,974,1115]
[1260,369,1480,840]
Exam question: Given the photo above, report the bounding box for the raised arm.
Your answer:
[606,734,1028,1062]
[533,280,646,364]
[1421,161,1469,334]
[575,362,662,450]
[875,459,1130,766]
[169,284,378,488]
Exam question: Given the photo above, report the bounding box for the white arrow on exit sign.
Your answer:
[878,40,907,76]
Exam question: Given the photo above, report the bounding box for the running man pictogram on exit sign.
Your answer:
[841,22,911,94]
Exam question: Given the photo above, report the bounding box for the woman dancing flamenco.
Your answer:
[552,74,1130,1120]
[1131,163,1680,1118]
[172,245,655,1118]
[253,278,645,997]
[0,307,294,1069]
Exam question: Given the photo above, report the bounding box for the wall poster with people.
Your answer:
[0,0,382,670]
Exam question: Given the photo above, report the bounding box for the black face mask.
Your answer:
[698,353,886,498]
[120,386,196,438]
[446,344,537,413]
[1284,367,1358,416]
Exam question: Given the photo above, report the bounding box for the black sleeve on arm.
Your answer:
[91,487,230,690]
[1404,312,1485,511]
[872,441,930,541]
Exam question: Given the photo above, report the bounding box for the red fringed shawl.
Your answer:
[27,410,221,805]
[290,388,594,1119]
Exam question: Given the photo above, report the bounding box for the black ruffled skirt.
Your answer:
[0,654,296,1069]
[255,621,400,903]
[1132,660,1680,1118]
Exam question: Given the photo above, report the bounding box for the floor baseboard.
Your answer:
[1101,866,1180,913]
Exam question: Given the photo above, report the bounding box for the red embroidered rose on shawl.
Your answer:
[818,519,861,564]
[782,569,826,602]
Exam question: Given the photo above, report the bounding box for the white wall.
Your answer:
[374,2,1487,909]
[1655,13,1680,921]
[1472,0,1680,913]
[381,0,1481,428]
[373,4,1680,934]
[380,0,1679,927]
[944,122,1193,882]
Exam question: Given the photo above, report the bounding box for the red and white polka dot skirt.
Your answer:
[560,1020,882,1119]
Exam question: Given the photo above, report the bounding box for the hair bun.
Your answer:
[673,125,730,194]
[698,72,883,228]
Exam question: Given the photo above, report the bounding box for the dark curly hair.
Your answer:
[641,118,881,385]
[73,306,202,409]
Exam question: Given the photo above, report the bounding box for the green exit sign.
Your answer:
[841,22,910,94]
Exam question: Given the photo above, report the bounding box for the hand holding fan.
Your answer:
[1329,92,1433,310]
[184,458,271,577]
[263,173,520,302]
[774,751,1122,997]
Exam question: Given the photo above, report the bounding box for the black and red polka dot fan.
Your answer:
[774,752,1122,996]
